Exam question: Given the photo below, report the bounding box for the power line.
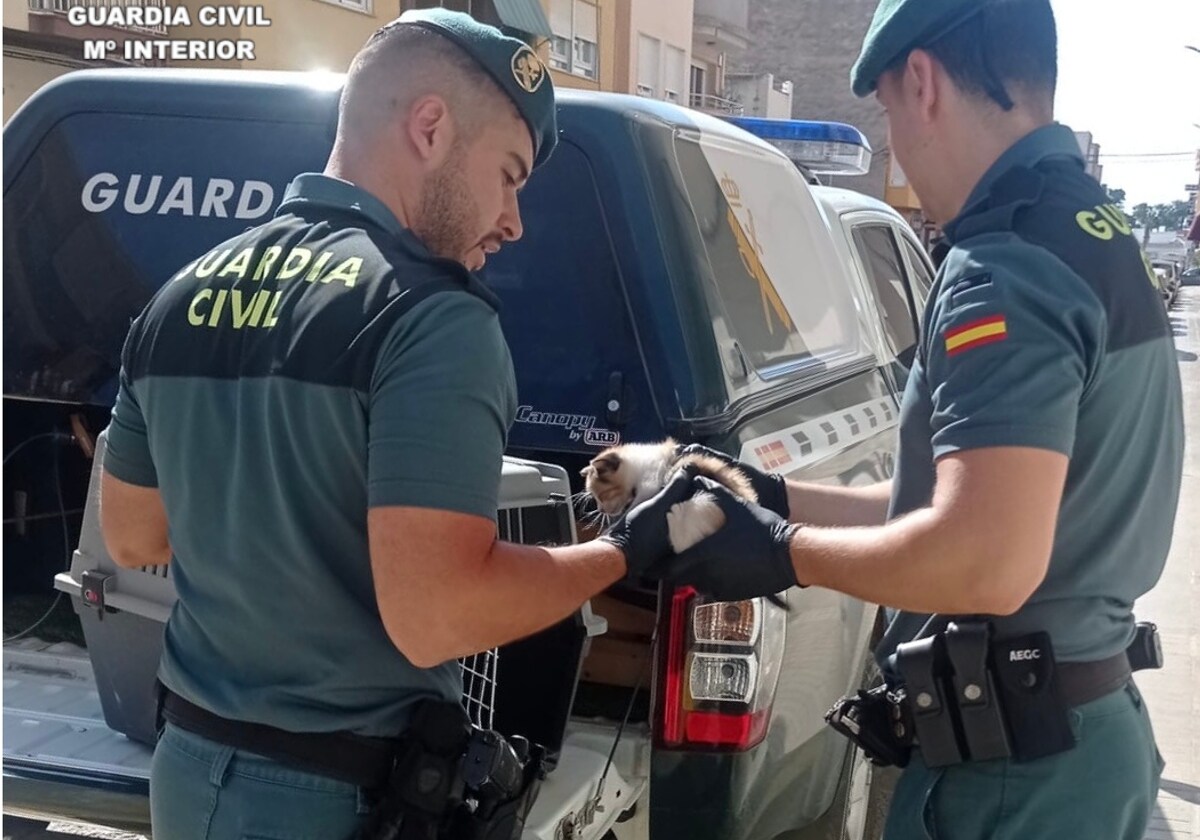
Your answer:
[1096,160,1198,167]
[1098,151,1196,158]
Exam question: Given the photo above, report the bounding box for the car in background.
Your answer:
[1152,259,1181,308]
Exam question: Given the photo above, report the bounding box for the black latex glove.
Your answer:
[654,477,800,602]
[676,443,790,519]
[599,468,697,578]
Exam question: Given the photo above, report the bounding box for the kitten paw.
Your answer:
[667,492,726,553]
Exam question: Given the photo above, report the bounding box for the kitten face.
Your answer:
[581,441,676,516]
[581,439,757,516]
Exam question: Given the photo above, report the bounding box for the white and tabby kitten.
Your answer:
[581,439,756,552]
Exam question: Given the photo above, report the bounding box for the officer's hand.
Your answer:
[599,468,697,578]
[676,443,790,519]
[654,477,799,602]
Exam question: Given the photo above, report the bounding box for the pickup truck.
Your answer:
[2,68,936,840]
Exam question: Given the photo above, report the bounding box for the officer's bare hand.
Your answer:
[676,443,790,518]
[599,469,697,577]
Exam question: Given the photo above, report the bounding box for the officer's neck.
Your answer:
[939,102,1052,223]
[324,138,418,231]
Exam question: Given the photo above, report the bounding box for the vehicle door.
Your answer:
[635,121,899,839]
[895,224,935,315]
[841,215,928,396]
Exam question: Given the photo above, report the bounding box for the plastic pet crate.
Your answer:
[56,432,604,753]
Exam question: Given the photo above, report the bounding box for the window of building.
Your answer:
[549,35,571,70]
[319,0,372,12]
[664,45,686,104]
[573,37,597,78]
[689,64,706,104]
[637,34,660,98]
[550,0,572,69]
[549,0,598,79]
[572,0,597,79]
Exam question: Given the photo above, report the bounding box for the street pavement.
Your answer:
[1,819,144,840]
[1140,284,1200,840]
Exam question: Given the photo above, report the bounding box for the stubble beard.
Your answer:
[414,145,481,267]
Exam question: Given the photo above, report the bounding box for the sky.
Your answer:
[1051,0,1200,208]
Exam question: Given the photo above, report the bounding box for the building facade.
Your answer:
[4,0,404,121]
[688,0,748,115]
[4,0,705,120]
[1073,131,1104,184]
[737,0,889,199]
[724,71,791,118]
[622,0,693,104]
[1188,150,1200,248]
[4,0,130,122]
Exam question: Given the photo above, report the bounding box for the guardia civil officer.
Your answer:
[655,1,1184,837]
[98,11,685,839]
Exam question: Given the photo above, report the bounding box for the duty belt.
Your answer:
[825,620,1162,769]
[160,688,401,789]
[161,688,549,840]
[1056,651,1133,706]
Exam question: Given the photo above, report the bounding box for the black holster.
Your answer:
[360,702,547,840]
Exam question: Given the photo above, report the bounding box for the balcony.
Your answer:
[690,93,745,117]
[693,0,750,53]
[694,0,748,32]
[27,0,170,38]
[725,72,794,119]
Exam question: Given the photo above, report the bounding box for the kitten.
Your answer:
[581,439,757,552]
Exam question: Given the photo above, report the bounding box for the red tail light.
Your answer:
[655,587,787,752]
[660,586,696,746]
[684,709,771,747]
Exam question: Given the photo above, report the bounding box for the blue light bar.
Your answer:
[725,117,869,146]
[725,117,873,176]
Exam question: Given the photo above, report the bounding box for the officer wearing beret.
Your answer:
[657,2,1183,837]
[99,10,687,838]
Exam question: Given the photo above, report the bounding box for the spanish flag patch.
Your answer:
[944,315,1008,356]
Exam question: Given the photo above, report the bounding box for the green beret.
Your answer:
[397,8,557,168]
[850,0,991,97]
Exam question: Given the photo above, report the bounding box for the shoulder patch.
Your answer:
[945,314,1008,357]
[949,272,993,303]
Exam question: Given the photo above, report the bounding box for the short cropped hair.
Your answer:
[922,0,1057,110]
[339,23,510,137]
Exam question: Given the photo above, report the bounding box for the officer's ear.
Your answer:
[406,93,456,168]
[901,49,943,125]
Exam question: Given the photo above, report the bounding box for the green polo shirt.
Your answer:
[104,174,518,735]
[879,125,1184,668]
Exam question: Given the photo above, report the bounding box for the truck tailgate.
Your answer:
[3,641,152,831]
[3,641,650,839]
[524,720,650,840]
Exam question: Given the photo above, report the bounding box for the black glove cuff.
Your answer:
[771,522,802,590]
[596,532,627,554]
[598,535,643,581]
[762,473,791,520]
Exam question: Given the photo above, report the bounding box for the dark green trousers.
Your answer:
[884,681,1164,840]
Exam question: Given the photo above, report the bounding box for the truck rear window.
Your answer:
[642,126,868,380]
